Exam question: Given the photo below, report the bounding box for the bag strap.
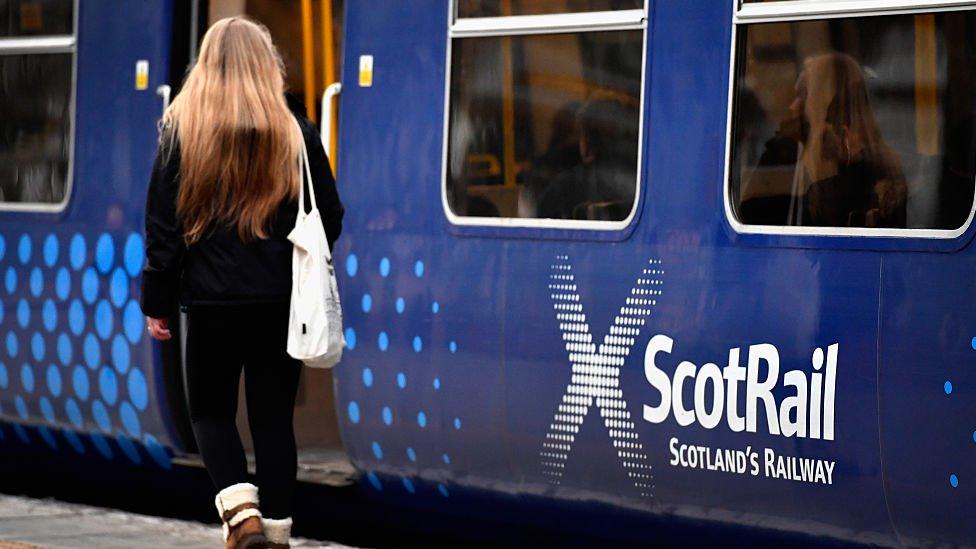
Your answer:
[294,118,319,215]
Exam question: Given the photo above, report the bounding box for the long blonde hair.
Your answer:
[799,53,898,183]
[162,16,300,244]
[798,53,906,223]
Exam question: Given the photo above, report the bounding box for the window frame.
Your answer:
[440,1,650,233]
[0,0,78,214]
[723,0,976,240]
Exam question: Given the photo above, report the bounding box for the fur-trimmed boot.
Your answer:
[262,517,293,549]
[215,482,267,549]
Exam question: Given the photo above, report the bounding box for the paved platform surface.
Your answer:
[0,494,355,549]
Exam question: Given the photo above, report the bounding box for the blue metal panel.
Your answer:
[879,252,976,545]
[333,0,903,544]
[0,0,177,468]
[332,0,497,501]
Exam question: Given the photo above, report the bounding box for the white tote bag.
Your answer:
[286,121,345,368]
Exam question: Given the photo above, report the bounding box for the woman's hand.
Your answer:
[147,317,172,341]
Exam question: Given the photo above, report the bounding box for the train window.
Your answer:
[0,0,74,37]
[445,3,646,227]
[0,1,75,209]
[458,0,642,18]
[729,10,976,233]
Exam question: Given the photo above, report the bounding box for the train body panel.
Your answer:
[880,253,976,543]
[0,0,179,466]
[331,0,973,545]
[0,0,973,546]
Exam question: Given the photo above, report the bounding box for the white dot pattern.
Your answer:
[541,255,663,499]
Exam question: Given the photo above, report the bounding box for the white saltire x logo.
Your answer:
[540,255,663,498]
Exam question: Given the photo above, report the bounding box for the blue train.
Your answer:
[1,0,975,546]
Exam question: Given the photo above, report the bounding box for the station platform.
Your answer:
[0,494,353,548]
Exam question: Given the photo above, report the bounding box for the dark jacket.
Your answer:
[140,97,343,319]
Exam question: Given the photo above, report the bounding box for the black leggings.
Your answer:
[185,302,301,520]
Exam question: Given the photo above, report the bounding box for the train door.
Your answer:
[166,0,351,480]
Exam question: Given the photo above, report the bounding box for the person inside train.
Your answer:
[139,17,343,549]
[742,52,907,228]
[537,92,639,221]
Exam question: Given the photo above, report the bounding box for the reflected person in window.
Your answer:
[798,53,907,228]
[746,53,907,228]
[538,92,639,221]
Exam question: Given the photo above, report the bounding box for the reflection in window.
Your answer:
[447,30,642,222]
[0,53,72,204]
[458,0,642,18]
[730,12,976,230]
[0,0,73,37]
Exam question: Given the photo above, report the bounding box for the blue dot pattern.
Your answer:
[366,471,382,491]
[83,334,100,369]
[5,268,15,295]
[29,268,42,297]
[337,251,459,499]
[111,335,130,374]
[94,234,114,274]
[42,300,57,332]
[0,232,172,469]
[122,234,144,277]
[18,235,31,264]
[55,268,70,301]
[81,268,98,304]
[69,234,86,270]
[68,300,84,335]
[16,300,28,328]
[6,332,18,357]
[99,368,118,406]
[109,269,128,308]
[120,401,140,437]
[46,365,62,397]
[128,368,148,411]
[43,235,58,268]
[72,366,89,401]
[20,365,34,393]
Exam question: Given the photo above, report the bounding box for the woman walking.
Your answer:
[139,17,343,549]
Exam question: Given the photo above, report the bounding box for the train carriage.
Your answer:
[0,0,974,546]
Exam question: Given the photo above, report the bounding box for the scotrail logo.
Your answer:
[540,255,663,499]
